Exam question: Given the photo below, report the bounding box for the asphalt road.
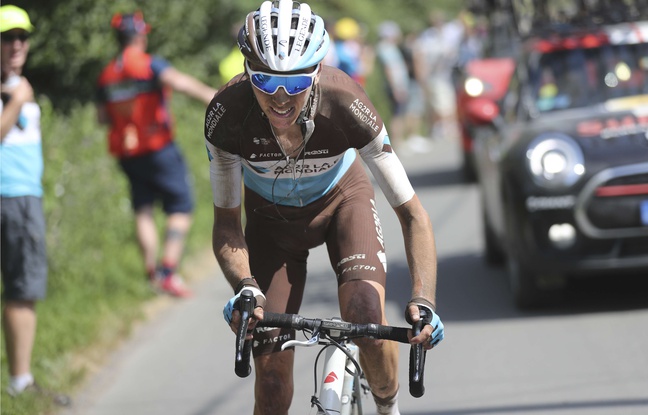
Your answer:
[61,137,648,415]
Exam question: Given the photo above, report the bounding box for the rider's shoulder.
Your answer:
[318,66,382,133]
[319,66,365,99]
[213,74,252,104]
[205,76,255,143]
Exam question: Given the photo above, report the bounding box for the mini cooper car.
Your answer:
[466,19,648,308]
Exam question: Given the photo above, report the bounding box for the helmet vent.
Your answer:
[240,0,330,71]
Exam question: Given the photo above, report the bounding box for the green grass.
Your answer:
[0,95,215,415]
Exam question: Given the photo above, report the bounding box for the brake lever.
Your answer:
[281,329,321,350]
[409,318,427,398]
[234,290,255,377]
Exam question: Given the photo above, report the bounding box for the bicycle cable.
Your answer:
[310,336,363,413]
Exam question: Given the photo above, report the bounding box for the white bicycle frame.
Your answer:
[283,332,365,414]
[319,342,362,415]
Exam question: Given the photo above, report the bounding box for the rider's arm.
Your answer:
[208,139,265,328]
[392,196,438,310]
[358,131,439,344]
[213,204,254,291]
[206,140,252,289]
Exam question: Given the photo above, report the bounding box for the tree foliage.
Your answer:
[11,0,460,111]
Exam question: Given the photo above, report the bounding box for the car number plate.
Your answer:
[642,200,648,226]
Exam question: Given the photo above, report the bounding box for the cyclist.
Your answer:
[206,1,444,414]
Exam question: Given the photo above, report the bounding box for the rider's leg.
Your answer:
[338,280,400,401]
[248,260,302,415]
[245,189,309,415]
[253,350,294,415]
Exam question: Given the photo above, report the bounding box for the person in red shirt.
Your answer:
[96,11,217,297]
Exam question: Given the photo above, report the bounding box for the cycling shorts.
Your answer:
[246,159,388,356]
[118,142,194,214]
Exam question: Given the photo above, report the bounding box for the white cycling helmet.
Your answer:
[238,0,330,72]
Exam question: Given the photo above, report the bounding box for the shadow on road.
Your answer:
[406,166,470,189]
[300,248,647,322]
[385,252,648,322]
[419,397,648,414]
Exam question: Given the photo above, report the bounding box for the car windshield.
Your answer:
[530,42,648,112]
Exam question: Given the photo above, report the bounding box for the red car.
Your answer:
[456,57,515,180]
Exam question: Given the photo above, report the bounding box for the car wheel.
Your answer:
[506,255,564,309]
[501,179,563,308]
[482,207,505,266]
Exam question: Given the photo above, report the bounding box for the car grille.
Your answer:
[575,162,648,239]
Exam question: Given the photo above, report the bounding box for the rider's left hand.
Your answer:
[405,297,444,350]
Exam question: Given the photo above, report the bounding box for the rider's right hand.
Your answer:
[223,286,266,337]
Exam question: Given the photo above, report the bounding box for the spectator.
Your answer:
[0,5,70,405]
[332,17,374,86]
[456,10,484,70]
[414,9,462,141]
[375,21,410,149]
[96,11,217,297]
[322,19,340,68]
[400,29,429,150]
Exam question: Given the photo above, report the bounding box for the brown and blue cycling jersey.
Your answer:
[204,65,405,208]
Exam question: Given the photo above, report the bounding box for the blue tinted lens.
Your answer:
[250,73,313,95]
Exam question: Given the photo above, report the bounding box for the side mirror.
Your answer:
[465,97,500,125]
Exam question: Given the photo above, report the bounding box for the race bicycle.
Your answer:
[233,289,430,414]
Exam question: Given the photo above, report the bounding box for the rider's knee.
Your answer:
[340,283,384,325]
[352,335,388,352]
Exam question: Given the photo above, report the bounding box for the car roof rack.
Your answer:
[513,0,648,38]
[467,0,648,38]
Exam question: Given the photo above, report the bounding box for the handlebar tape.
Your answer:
[258,312,301,329]
[363,324,409,343]
[409,319,426,397]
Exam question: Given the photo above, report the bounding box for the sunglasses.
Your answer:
[246,61,318,96]
[1,33,30,42]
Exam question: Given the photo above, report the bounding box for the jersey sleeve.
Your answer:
[204,81,250,208]
[358,126,415,208]
[206,139,242,208]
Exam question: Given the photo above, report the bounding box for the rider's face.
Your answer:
[248,62,320,132]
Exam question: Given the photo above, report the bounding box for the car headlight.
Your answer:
[527,134,585,189]
[464,77,485,97]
